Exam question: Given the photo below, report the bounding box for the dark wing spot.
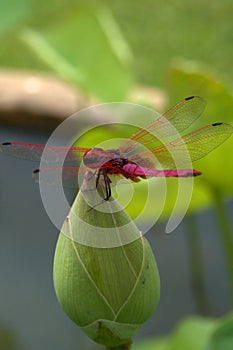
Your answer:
[33,169,40,174]
[1,142,12,145]
[185,96,195,101]
[193,171,202,177]
[212,122,223,126]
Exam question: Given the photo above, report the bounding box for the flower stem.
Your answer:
[212,188,233,305]
[106,341,132,350]
[184,214,211,315]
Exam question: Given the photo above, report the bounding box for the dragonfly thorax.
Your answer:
[83,148,122,169]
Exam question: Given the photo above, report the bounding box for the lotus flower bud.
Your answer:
[53,172,160,348]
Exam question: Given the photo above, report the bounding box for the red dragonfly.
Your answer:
[1,96,232,200]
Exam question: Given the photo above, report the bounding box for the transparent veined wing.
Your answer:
[119,96,206,158]
[129,122,233,169]
[33,164,124,189]
[33,166,82,188]
[0,142,91,163]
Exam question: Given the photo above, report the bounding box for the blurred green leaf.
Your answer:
[133,316,216,350]
[20,10,132,101]
[206,312,233,350]
[0,327,21,350]
[167,60,233,126]
[133,337,169,350]
[163,61,233,215]
[168,317,216,350]
[20,28,85,84]
[0,0,29,34]
[95,4,133,67]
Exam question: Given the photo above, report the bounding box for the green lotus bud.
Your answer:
[53,172,160,348]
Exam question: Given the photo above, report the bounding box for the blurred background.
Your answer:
[0,1,232,349]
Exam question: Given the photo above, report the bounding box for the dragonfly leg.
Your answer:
[103,171,111,200]
[96,169,112,201]
[96,170,101,188]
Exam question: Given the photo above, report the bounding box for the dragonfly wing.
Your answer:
[161,95,206,133]
[119,96,206,159]
[32,158,107,188]
[146,122,233,169]
[33,165,86,188]
[0,142,90,162]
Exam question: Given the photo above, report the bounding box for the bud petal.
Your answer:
[53,173,160,347]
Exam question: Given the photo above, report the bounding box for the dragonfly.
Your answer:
[1,96,232,200]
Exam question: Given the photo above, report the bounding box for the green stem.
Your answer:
[106,341,132,350]
[184,214,211,315]
[212,188,233,305]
